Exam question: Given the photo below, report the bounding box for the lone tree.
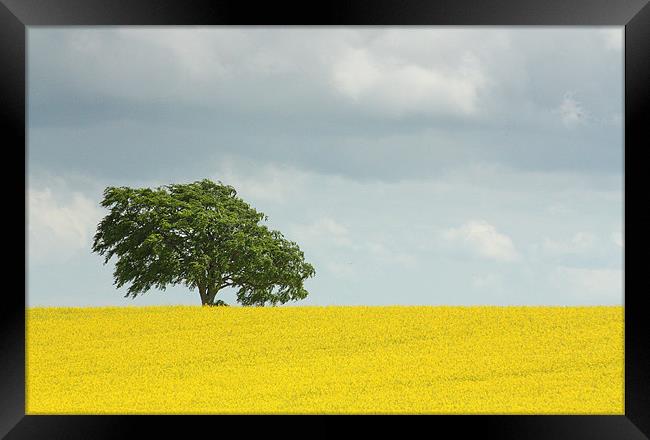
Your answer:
[92,179,315,306]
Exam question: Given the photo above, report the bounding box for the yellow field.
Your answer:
[26,306,623,414]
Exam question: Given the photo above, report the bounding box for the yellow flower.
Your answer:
[26,305,623,414]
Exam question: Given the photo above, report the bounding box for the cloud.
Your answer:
[34,28,493,119]
[557,92,587,127]
[331,47,486,117]
[535,230,623,269]
[542,232,596,256]
[290,218,417,269]
[214,160,309,204]
[53,28,251,102]
[472,273,503,290]
[442,220,519,262]
[326,261,355,279]
[29,28,624,182]
[366,242,417,268]
[612,231,623,248]
[28,186,103,263]
[551,266,622,302]
[600,28,623,51]
[290,218,353,249]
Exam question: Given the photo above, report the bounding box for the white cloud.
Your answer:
[366,242,417,268]
[290,218,417,269]
[612,230,623,248]
[542,232,596,256]
[551,266,622,302]
[331,48,382,101]
[442,220,519,262]
[40,28,496,119]
[331,46,486,117]
[326,261,355,279]
[290,218,353,249]
[557,92,587,127]
[472,273,503,290]
[600,28,623,51]
[117,28,230,80]
[214,160,308,204]
[28,187,103,263]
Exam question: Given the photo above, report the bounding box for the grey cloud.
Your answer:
[28,27,622,182]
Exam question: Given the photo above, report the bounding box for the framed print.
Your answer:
[2,0,649,438]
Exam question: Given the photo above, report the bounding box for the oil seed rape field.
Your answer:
[26,306,623,414]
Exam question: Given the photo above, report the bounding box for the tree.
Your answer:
[92,179,315,306]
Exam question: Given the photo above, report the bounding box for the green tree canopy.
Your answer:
[92,179,315,306]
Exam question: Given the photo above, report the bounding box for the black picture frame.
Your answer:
[2,0,648,438]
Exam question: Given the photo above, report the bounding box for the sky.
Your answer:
[27,27,624,307]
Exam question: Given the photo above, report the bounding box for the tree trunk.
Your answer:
[199,285,209,306]
[199,284,221,306]
[206,286,219,305]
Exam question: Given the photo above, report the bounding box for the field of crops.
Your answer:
[26,306,623,414]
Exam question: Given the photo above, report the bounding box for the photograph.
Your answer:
[25,26,625,415]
